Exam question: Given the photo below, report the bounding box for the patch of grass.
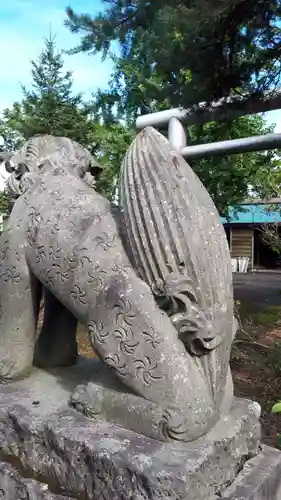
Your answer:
[252,306,281,327]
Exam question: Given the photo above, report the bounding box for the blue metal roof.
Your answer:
[221,203,281,224]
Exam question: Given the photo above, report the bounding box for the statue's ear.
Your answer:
[5,160,14,173]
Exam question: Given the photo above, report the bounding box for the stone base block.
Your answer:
[0,357,276,500]
[220,445,281,500]
[0,461,72,499]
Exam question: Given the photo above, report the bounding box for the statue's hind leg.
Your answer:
[70,379,217,442]
[68,267,217,442]
[0,232,41,381]
[34,287,78,368]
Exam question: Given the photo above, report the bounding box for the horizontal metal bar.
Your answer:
[181,133,281,159]
[136,89,281,129]
[137,108,188,129]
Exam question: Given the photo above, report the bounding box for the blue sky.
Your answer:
[0,0,281,132]
[0,0,114,110]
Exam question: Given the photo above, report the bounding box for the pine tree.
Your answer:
[4,34,93,145]
[64,1,281,213]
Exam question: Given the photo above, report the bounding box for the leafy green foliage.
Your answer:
[65,0,281,110]
[3,34,94,146]
[2,5,281,208]
[0,33,133,199]
[272,402,281,413]
[0,120,24,153]
[65,0,281,213]
[89,121,133,199]
[188,115,279,214]
[0,191,8,215]
[259,223,281,254]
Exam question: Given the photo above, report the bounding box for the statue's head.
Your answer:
[5,135,98,206]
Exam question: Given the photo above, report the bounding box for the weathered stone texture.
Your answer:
[220,445,281,500]
[1,130,236,442]
[0,360,261,500]
[0,461,72,500]
[1,131,280,500]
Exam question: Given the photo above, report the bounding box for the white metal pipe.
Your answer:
[137,108,188,130]
[136,89,281,130]
[168,117,187,151]
[181,133,281,159]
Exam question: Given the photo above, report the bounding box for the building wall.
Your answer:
[229,227,253,266]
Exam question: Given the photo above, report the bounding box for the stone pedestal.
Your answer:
[0,357,279,500]
[221,445,281,500]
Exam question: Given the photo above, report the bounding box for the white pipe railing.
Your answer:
[138,115,281,159]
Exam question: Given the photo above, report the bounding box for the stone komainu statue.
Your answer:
[0,129,236,442]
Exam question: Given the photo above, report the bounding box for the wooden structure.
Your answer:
[229,227,253,266]
[222,200,281,271]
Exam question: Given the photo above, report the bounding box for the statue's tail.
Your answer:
[119,126,234,407]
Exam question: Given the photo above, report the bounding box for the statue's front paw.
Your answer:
[0,354,27,383]
[159,406,191,441]
[159,403,215,442]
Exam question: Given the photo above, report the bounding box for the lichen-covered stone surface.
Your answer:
[0,461,72,500]
[0,358,262,500]
[220,445,281,500]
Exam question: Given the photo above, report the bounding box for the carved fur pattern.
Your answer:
[159,406,192,441]
[142,327,162,349]
[88,305,163,387]
[0,132,235,443]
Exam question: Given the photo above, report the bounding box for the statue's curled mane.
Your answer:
[5,135,97,206]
